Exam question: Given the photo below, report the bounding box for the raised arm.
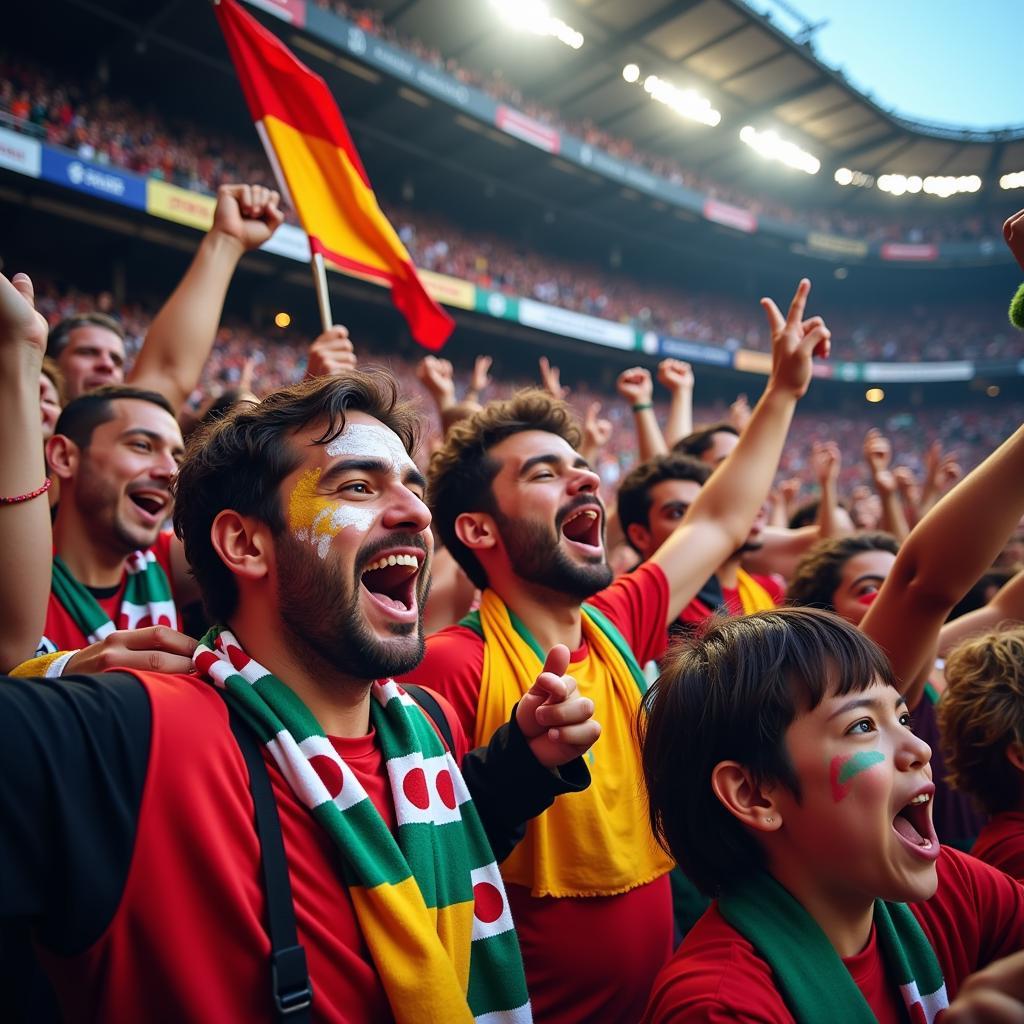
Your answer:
[657,359,694,447]
[651,279,830,627]
[128,183,283,411]
[938,569,1024,657]
[861,422,1024,707]
[617,367,668,463]
[0,272,50,670]
[863,428,910,542]
[812,440,845,540]
[579,401,612,468]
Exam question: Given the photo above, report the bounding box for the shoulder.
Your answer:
[150,530,176,571]
[644,905,791,1024]
[400,683,468,759]
[589,561,669,625]
[973,813,1024,881]
[418,625,485,679]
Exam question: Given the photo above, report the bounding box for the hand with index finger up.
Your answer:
[761,278,831,400]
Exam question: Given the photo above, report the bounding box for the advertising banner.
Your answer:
[518,299,635,349]
[146,180,216,229]
[0,126,41,178]
[260,222,310,263]
[807,232,869,258]
[495,106,561,154]
[474,288,519,321]
[419,270,475,311]
[733,348,773,375]
[880,243,939,262]
[657,335,733,366]
[41,148,146,209]
[862,361,973,383]
[243,0,306,25]
[703,199,758,234]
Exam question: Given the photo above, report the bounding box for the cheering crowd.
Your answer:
[2,182,1024,1023]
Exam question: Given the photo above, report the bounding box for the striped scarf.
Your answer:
[50,551,177,644]
[719,872,948,1023]
[467,591,674,897]
[193,626,531,1024]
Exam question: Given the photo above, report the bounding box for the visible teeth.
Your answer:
[364,553,419,572]
[908,793,930,805]
[565,509,598,524]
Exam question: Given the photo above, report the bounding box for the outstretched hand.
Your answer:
[212,183,285,253]
[539,356,569,400]
[761,278,830,399]
[1004,209,1024,274]
[516,645,601,770]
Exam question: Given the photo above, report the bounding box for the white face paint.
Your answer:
[306,504,377,559]
[325,422,416,476]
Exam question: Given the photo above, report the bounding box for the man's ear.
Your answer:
[711,760,783,834]
[209,510,274,584]
[454,511,497,553]
[1006,743,1024,775]
[46,434,78,482]
[625,522,651,557]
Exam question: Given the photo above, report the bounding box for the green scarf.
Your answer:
[193,626,531,1024]
[719,872,948,1023]
[50,551,177,644]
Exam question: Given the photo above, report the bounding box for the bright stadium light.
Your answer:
[834,167,874,188]
[834,167,853,186]
[865,388,885,403]
[622,63,640,83]
[1000,171,1024,190]
[641,74,721,127]
[739,126,819,174]
[274,312,291,328]
[879,173,980,198]
[490,0,584,50]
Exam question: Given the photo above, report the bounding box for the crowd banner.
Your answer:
[807,232,869,258]
[0,126,41,178]
[703,199,758,234]
[862,361,973,383]
[880,243,940,262]
[41,149,146,210]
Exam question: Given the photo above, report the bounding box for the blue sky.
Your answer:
[742,0,1024,131]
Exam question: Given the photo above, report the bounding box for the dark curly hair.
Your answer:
[786,532,900,612]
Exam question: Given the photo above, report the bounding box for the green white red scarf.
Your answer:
[719,872,948,1023]
[50,551,177,644]
[193,626,531,1024]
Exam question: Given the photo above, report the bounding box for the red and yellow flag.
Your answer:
[214,0,454,350]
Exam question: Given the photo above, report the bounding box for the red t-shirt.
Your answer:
[676,573,784,631]
[972,811,1024,882]
[641,846,1024,1023]
[43,671,470,1024]
[403,561,673,1024]
[38,532,180,653]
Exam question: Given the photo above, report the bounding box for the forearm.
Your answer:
[816,477,839,538]
[877,487,910,542]
[663,389,693,448]
[0,348,50,671]
[128,232,243,411]
[633,407,668,462]
[938,570,1024,656]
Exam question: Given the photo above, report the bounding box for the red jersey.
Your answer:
[641,846,1024,1023]
[404,561,673,1024]
[972,811,1024,882]
[675,572,784,631]
[38,532,180,653]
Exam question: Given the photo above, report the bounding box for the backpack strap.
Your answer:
[403,683,455,752]
[226,702,313,1022]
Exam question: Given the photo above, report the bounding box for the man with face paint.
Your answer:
[412,280,832,1023]
[640,607,1024,1023]
[0,371,599,1022]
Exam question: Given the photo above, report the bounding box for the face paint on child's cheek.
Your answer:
[829,751,886,802]
[288,469,375,559]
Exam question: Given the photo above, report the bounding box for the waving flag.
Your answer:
[213,0,454,350]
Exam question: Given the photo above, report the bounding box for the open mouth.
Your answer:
[128,491,168,520]
[560,505,602,550]
[891,790,940,860]
[359,552,422,616]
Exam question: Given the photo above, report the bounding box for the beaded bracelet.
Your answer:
[632,402,653,412]
[0,478,52,505]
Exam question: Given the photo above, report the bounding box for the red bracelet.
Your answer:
[0,478,52,505]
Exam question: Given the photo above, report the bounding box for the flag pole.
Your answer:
[311,248,333,333]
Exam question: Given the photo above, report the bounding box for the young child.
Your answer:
[939,626,1024,882]
[640,607,1024,1023]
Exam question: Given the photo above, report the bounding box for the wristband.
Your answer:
[632,402,653,412]
[0,477,52,504]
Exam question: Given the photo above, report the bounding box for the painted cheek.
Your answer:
[288,469,375,560]
[856,591,879,607]
[829,751,886,802]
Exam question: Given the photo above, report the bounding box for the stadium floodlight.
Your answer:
[274,312,291,328]
[641,74,721,127]
[877,174,923,196]
[879,173,981,197]
[1000,171,1024,190]
[489,0,584,50]
[739,126,819,174]
[622,63,640,84]
[834,167,874,188]
[865,388,885,403]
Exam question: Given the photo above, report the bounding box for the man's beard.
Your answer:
[276,532,429,681]
[75,464,161,555]
[737,536,764,555]
[494,501,612,600]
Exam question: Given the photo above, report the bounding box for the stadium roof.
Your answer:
[375,0,1024,197]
